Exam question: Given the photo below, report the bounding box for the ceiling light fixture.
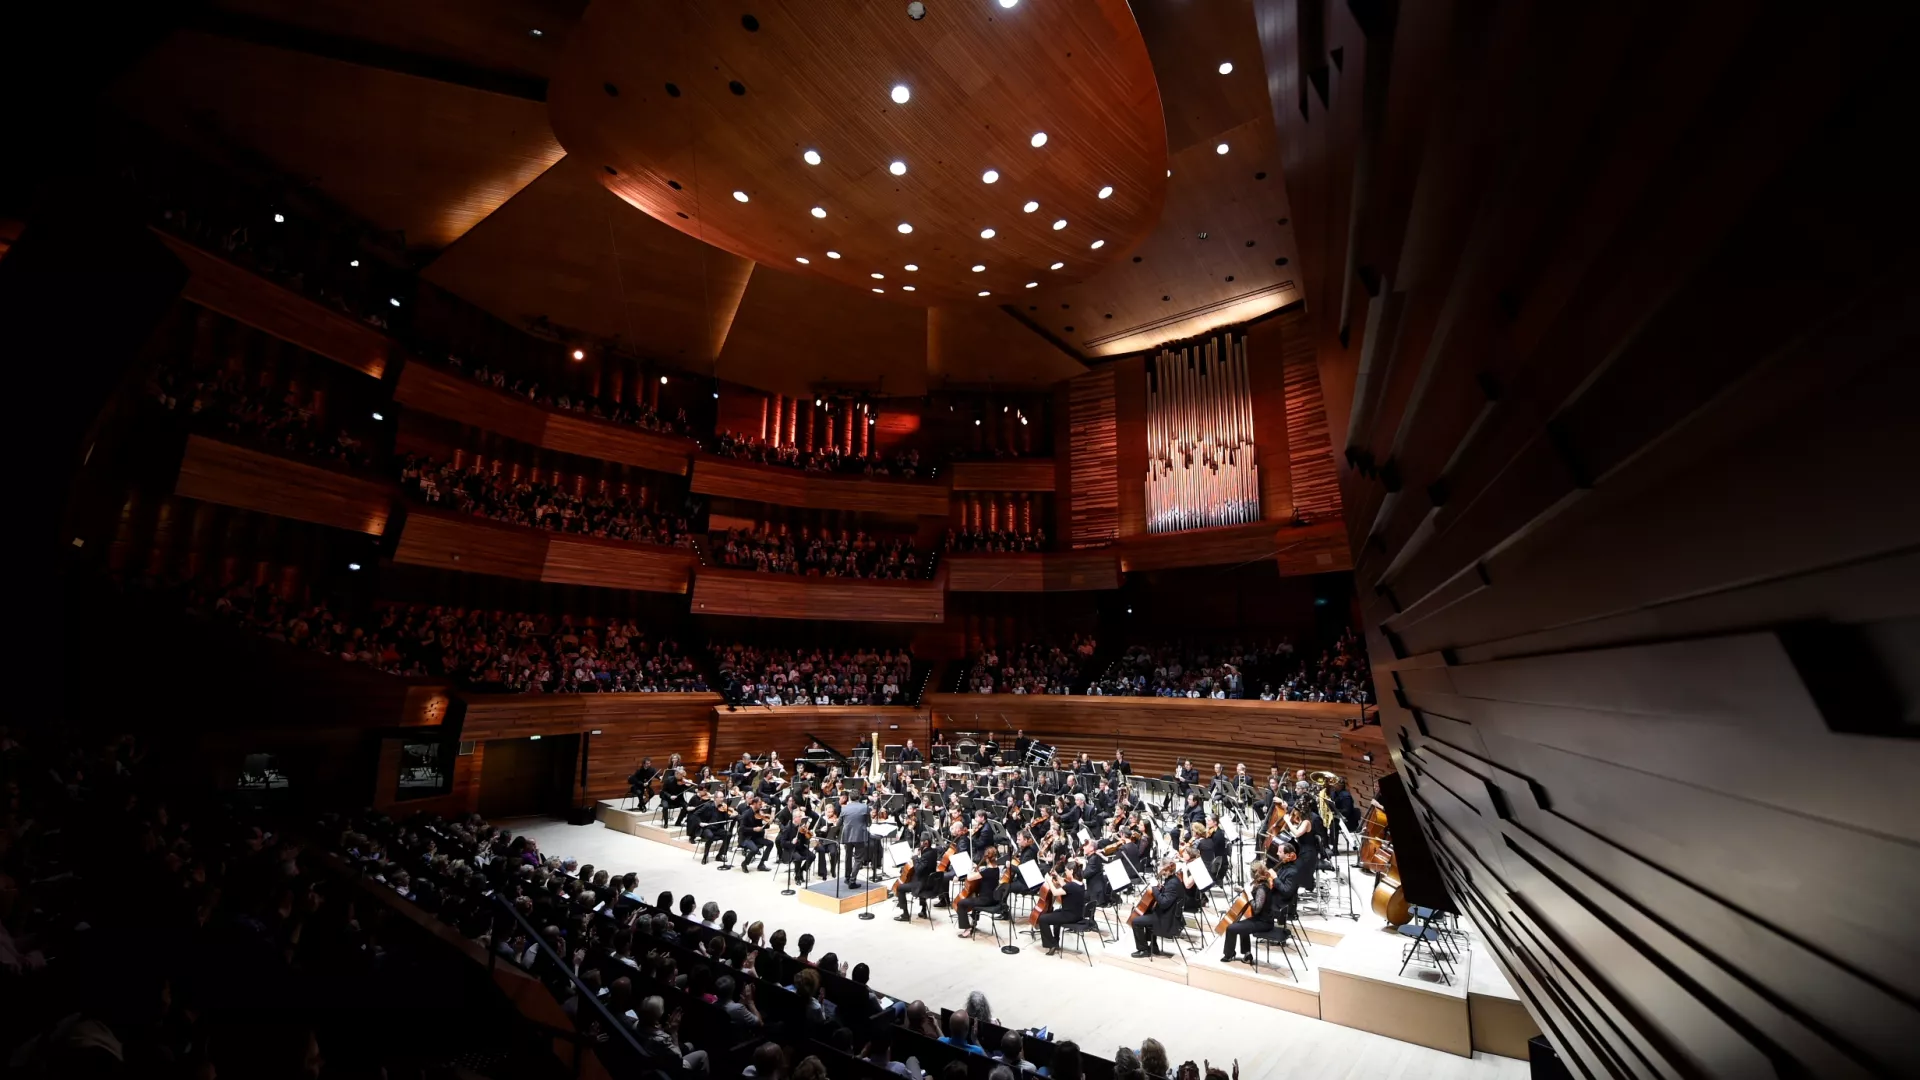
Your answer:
[890,84,911,104]
[1025,282,1038,288]
[388,298,400,307]
[1049,261,1064,270]
[873,287,884,293]
[1090,239,1105,249]
[273,213,284,223]
[981,169,1000,184]
[529,29,543,37]
[1029,132,1048,148]
[811,206,827,218]
[871,272,885,279]
[1216,142,1229,155]
[348,562,362,571]
[1098,185,1113,199]
[815,398,823,406]
[980,228,996,239]
[732,190,749,202]
[999,0,1020,9]
[349,259,359,267]
[826,250,841,258]
[1023,200,1039,213]
[1052,219,1067,230]
[898,222,913,233]
[803,149,822,165]
[902,285,915,291]
[1218,61,1234,75]
[971,264,986,272]
[978,290,991,297]
[904,263,919,271]
[795,256,810,264]
[889,160,907,176]
[571,349,585,360]
[371,411,384,421]
[660,375,668,384]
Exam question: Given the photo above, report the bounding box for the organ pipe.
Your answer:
[1144,331,1260,533]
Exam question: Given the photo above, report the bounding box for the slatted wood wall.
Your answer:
[1280,320,1340,523]
[1065,368,1118,547]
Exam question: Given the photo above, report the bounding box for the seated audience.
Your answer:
[710,431,923,479]
[444,357,689,436]
[711,526,921,579]
[964,635,1096,695]
[398,452,695,547]
[712,643,914,706]
[945,526,1047,553]
[148,364,376,469]
[1088,631,1371,702]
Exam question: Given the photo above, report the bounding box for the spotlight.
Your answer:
[1049,261,1064,270]
[349,259,359,267]
[732,190,749,202]
[371,411,384,421]
[889,160,907,176]
[530,735,542,741]
[1218,61,1234,75]
[981,169,1000,184]
[660,375,668,384]
[1052,219,1067,230]
[898,222,913,233]
[273,213,284,223]
[1098,185,1113,199]
[388,298,400,307]
[1023,200,1039,213]
[811,206,828,218]
[1020,416,1028,425]
[1029,132,1048,148]
[980,228,996,239]
[803,149,822,165]
[1362,752,1374,763]
[713,391,720,399]
[816,398,823,406]
[891,84,911,104]
[974,419,981,426]
[348,562,362,571]
[1216,142,1229,155]
[571,348,585,360]
[1126,607,1133,614]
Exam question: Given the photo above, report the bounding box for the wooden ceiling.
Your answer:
[547,0,1168,307]
[102,0,1302,389]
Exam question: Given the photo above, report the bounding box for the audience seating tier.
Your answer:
[691,566,947,623]
[393,509,698,593]
[944,551,1121,592]
[690,455,952,516]
[176,433,393,534]
[925,694,1362,778]
[154,230,394,378]
[948,458,1058,492]
[395,362,695,476]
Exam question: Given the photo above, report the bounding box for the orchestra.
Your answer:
[616,731,1350,971]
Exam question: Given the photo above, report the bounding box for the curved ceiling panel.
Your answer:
[547,0,1167,307]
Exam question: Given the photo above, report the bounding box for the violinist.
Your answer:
[626,757,657,806]
[1004,795,1029,838]
[1081,838,1115,907]
[1129,859,1188,958]
[1179,793,1207,844]
[1030,799,1054,844]
[1219,863,1277,965]
[893,836,945,923]
[1035,863,1088,955]
[1059,792,1089,835]
[664,766,692,825]
[777,810,809,882]
[1010,830,1042,897]
[691,792,731,865]
[965,810,995,862]
[1118,828,1152,878]
[729,752,754,786]
[736,796,771,873]
[1195,815,1230,882]
[813,803,842,880]
[955,845,1003,938]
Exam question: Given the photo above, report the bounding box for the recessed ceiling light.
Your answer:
[571,349,586,360]
[902,285,915,291]
[811,206,827,218]
[1167,169,1173,177]
[388,298,400,307]
[348,562,362,571]
[971,264,986,272]
[1218,61,1234,75]
[904,264,919,271]
[273,213,285,223]
[530,29,543,37]
[1052,219,1067,230]
[349,259,359,267]
[1097,185,1113,199]
[889,160,907,176]
[980,228,996,239]
[891,84,911,104]
[826,250,842,259]
[1049,261,1064,270]
[1029,132,1048,148]
[1025,282,1038,288]
[1023,200,1039,213]
[1216,142,1229,155]
[732,190,749,202]
[871,272,885,279]
[372,411,384,421]
[981,169,1000,184]
[795,256,810,264]
[999,0,1020,10]
[873,287,885,293]
[803,149,822,165]
[898,222,914,233]
[1090,240,1105,249]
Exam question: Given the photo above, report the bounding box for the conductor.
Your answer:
[839,790,872,889]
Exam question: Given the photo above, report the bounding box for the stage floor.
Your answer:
[502,811,1529,1080]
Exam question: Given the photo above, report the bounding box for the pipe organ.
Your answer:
[1144,332,1260,533]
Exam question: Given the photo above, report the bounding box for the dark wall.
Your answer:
[1258,0,1920,1075]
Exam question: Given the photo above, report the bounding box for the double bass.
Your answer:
[1359,800,1412,925]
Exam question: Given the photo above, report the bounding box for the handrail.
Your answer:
[486,891,654,1076]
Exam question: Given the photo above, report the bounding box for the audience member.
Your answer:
[713,643,914,706]
[945,526,1047,553]
[710,431,922,479]
[149,364,375,469]
[964,635,1095,695]
[399,452,694,547]
[712,525,921,579]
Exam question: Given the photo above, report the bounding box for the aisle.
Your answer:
[501,816,1527,1080]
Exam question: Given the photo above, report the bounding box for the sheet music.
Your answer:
[1219,818,1240,841]
[1077,826,1092,845]
[1017,860,1043,887]
[1104,859,1133,891]
[1185,858,1214,891]
[886,841,912,868]
[948,851,975,877]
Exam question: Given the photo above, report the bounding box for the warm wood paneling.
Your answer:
[948,459,1059,493]
[690,567,945,624]
[1245,315,1296,520]
[1116,520,1278,573]
[1112,356,1149,539]
[925,694,1361,779]
[708,705,932,772]
[689,456,950,516]
[1066,368,1118,548]
[153,231,393,378]
[459,693,721,802]
[391,509,695,593]
[944,552,1121,592]
[394,362,696,474]
[175,434,392,534]
[1281,322,1341,523]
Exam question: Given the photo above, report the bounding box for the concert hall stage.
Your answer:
[796,878,893,915]
[548,803,1533,1076]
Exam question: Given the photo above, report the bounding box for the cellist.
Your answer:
[1036,863,1088,956]
[1219,863,1276,965]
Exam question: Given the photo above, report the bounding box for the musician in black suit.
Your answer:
[1118,829,1152,878]
[729,753,754,786]
[900,739,923,763]
[955,846,1003,936]
[813,803,842,880]
[964,810,995,862]
[626,758,657,807]
[839,792,872,887]
[1013,729,1031,762]
[776,815,808,881]
[1220,863,1277,964]
[1036,864,1088,954]
[1081,839,1115,908]
[1129,860,1188,957]
[1177,759,1201,794]
[736,797,771,872]
[1110,750,1131,780]
[893,837,944,922]
[1270,843,1306,919]
[691,793,731,865]
[1076,752,1097,777]
[1059,793,1089,835]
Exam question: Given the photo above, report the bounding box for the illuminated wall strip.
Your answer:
[1144,331,1260,533]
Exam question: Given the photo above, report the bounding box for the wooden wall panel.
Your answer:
[1116,520,1281,573]
[1245,314,1296,520]
[153,231,393,378]
[542,535,695,594]
[1255,0,1920,1072]
[1111,355,1149,539]
[708,705,933,771]
[924,694,1361,779]
[690,568,946,623]
[392,509,547,580]
[690,457,951,516]
[944,552,1121,592]
[458,693,720,802]
[1065,368,1118,548]
[394,362,546,446]
[543,412,692,477]
[948,460,1059,493]
[1281,326,1341,523]
[175,434,392,534]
